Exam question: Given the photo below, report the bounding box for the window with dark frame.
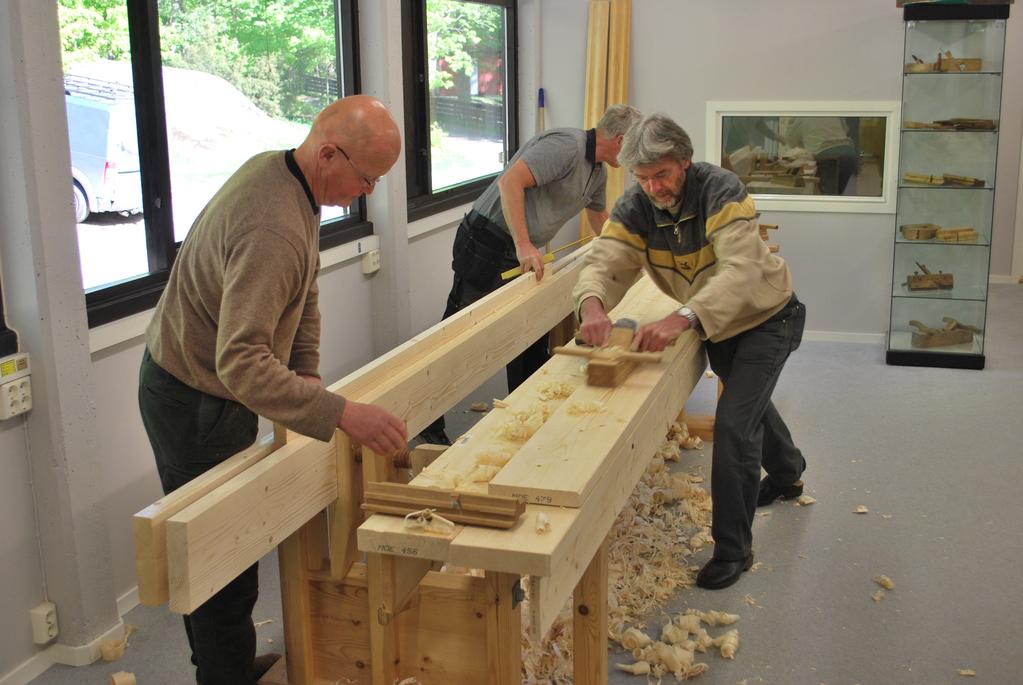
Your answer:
[403,0,518,222]
[58,0,367,328]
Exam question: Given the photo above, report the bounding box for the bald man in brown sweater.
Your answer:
[138,95,406,685]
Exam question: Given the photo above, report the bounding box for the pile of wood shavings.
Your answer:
[495,403,552,442]
[521,426,711,683]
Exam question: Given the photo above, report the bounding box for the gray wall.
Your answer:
[0,0,1019,681]
[542,0,1021,336]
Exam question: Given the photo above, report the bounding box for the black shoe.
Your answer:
[696,554,754,590]
[254,652,282,682]
[757,476,803,507]
[415,426,452,446]
[196,653,281,685]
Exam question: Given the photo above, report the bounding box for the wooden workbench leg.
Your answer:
[573,538,609,685]
[329,432,363,579]
[367,551,400,684]
[278,510,328,685]
[485,572,523,685]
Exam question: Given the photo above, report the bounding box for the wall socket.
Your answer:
[30,601,59,644]
[0,352,31,420]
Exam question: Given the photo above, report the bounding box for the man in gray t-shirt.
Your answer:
[416,104,640,446]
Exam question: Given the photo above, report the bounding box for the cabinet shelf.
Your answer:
[903,70,1002,76]
[888,11,1007,370]
[898,184,994,190]
[900,129,998,134]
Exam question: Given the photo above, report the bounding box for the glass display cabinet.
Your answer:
[887,2,1010,369]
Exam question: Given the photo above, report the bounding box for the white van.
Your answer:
[64,74,143,223]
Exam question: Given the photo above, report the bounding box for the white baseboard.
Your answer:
[0,619,123,685]
[49,620,126,667]
[990,274,1018,285]
[0,587,140,685]
[804,330,886,345]
[0,650,55,685]
[117,585,140,618]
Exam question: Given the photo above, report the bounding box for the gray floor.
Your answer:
[30,284,1023,685]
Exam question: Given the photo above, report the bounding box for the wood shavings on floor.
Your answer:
[521,426,727,683]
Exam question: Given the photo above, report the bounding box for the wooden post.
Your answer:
[278,511,327,685]
[329,432,364,579]
[573,538,609,684]
[485,572,523,685]
[367,551,400,683]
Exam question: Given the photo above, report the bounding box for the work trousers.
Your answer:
[425,213,549,437]
[138,348,260,685]
[705,296,806,561]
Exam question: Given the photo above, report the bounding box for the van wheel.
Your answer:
[73,182,89,223]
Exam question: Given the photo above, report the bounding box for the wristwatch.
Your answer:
[676,305,699,329]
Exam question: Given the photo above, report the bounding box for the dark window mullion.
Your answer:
[403,0,518,218]
[126,0,175,273]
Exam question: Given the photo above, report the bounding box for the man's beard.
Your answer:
[648,191,681,211]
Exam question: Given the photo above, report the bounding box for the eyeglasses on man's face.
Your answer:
[333,144,381,189]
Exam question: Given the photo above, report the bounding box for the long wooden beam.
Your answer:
[133,430,283,606]
[166,435,338,613]
[344,254,586,437]
[148,251,587,613]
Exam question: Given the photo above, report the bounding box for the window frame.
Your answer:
[83,0,368,328]
[705,100,902,214]
[402,0,519,222]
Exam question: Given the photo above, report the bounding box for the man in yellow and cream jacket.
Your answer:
[574,113,807,591]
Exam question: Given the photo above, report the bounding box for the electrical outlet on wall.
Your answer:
[30,602,58,644]
[0,352,31,420]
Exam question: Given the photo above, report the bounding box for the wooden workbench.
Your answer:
[134,250,706,685]
[355,275,706,684]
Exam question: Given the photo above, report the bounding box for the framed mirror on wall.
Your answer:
[706,101,901,213]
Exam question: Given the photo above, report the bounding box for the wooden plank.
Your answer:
[358,509,462,563]
[525,339,703,636]
[326,252,585,410]
[328,433,362,580]
[485,572,523,685]
[573,538,609,683]
[351,254,587,438]
[166,435,338,613]
[308,563,371,683]
[133,432,279,606]
[394,570,496,684]
[488,279,694,507]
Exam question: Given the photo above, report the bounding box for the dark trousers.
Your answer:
[425,214,550,437]
[705,297,806,561]
[138,348,260,685]
[816,144,859,195]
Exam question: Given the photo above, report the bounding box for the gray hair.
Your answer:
[596,104,642,137]
[618,113,694,169]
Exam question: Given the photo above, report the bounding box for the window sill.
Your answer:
[408,203,471,240]
[88,236,380,355]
